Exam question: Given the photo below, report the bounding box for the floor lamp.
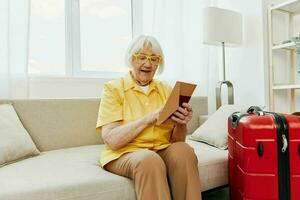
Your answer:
[203,7,242,109]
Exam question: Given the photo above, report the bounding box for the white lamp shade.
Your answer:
[203,7,242,46]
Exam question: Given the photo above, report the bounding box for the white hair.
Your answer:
[124,35,165,74]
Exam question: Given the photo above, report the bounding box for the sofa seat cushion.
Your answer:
[0,145,136,200]
[187,139,228,191]
[0,142,228,200]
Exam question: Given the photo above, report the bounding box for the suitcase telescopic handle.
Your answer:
[247,106,264,116]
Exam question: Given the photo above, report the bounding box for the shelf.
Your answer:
[272,42,297,50]
[270,0,300,13]
[273,84,300,90]
[268,0,300,112]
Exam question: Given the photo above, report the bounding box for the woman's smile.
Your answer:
[140,68,152,73]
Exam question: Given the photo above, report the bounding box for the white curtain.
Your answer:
[0,0,30,99]
[141,0,220,113]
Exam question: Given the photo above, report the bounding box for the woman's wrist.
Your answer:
[171,124,187,142]
[143,113,156,126]
[174,122,187,129]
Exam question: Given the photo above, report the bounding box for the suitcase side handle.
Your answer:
[257,142,264,157]
[281,135,288,153]
[230,112,248,128]
[230,113,239,129]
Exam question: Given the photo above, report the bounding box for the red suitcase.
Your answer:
[228,107,300,200]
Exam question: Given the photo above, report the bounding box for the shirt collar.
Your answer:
[124,72,158,94]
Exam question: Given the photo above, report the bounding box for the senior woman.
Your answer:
[96,35,201,200]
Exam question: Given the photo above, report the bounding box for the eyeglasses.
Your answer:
[133,53,162,65]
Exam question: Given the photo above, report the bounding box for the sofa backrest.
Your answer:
[0,97,207,152]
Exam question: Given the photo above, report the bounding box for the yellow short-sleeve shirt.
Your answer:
[96,73,174,167]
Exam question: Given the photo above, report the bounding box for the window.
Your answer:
[28,0,133,77]
[79,0,132,73]
[29,0,65,75]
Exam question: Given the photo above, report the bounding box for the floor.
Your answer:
[202,186,229,200]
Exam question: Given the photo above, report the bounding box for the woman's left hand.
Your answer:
[170,102,193,125]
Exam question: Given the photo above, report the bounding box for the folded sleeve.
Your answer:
[96,83,123,130]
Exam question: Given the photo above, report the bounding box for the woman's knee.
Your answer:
[134,150,166,173]
[170,142,198,163]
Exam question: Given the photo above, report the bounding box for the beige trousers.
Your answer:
[105,142,202,200]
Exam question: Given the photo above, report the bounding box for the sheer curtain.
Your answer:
[141,0,219,113]
[0,0,30,99]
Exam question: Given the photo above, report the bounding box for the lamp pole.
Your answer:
[215,42,234,109]
[202,7,242,109]
[222,42,226,81]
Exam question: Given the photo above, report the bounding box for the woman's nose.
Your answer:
[144,58,152,66]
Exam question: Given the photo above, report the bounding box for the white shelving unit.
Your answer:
[272,42,296,50]
[268,0,300,113]
[273,84,300,90]
[270,0,300,13]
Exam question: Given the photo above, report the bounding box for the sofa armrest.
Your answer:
[187,115,209,135]
[198,115,209,126]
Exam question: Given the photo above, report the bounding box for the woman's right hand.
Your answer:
[145,107,163,125]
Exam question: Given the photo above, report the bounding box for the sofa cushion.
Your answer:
[187,139,228,191]
[0,142,227,200]
[190,104,248,149]
[0,104,39,167]
[0,145,136,200]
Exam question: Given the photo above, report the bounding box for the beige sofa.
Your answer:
[0,97,228,200]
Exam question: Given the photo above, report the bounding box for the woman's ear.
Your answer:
[131,56,135,64]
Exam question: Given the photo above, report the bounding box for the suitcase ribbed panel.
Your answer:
[228,112,300,200]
